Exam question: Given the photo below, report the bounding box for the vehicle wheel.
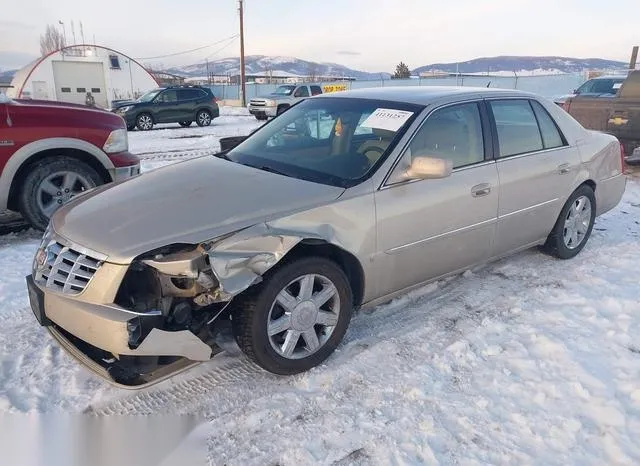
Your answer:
[18,156,102,231]
[196,110,212,127]
[255,114,268,121]
[276,105,288,116]
[126,124,136,131]
[179,121,192,127]
[136,113,154,131]
[232,257,353,375]
[543,184,596,259]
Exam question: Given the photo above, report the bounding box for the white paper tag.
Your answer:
[612,82,622,90]
[361,108,414,132]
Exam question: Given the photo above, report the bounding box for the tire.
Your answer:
[232,257,353,375]
[136,113,154,131]
[543,184,596,259]
[179,121,192,127]
[196,110,212,127]
[276,105,288,116]
[255,114,268,121]
[18,156,103,231]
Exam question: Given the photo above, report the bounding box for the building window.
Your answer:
[91,88,101,93]
[61,87,71,93]
[77,87,86,93]
[109,55,121,69]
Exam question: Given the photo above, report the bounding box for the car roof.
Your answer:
[316,86,538,106]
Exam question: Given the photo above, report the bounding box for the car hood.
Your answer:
[52,156,345,264]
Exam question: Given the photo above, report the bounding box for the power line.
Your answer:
[134,35,239,60]
[203,35,239,61]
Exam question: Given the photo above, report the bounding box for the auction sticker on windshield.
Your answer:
[361,108,414,132]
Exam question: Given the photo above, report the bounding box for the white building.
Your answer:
[7,44,158,108]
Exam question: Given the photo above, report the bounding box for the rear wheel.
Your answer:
[232,257,353,375]
[543,184,596,259]
[136,113,154,131]
[18,156,103,231]
[178,121,192,127]
[196,110,212,127]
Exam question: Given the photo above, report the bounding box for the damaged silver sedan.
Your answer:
[26,87,626,387]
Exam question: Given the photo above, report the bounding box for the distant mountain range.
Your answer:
[1,55,631,84]
[413,56,629,75]
[163,55,389,80]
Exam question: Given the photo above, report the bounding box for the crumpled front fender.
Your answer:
[205,221,346,300]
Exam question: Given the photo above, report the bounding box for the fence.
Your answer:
[205,72,588,103]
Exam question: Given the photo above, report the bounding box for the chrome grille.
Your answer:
[34,241,104,295]
[249,100,266,107]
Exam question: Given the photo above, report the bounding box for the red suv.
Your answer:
[0,93,140,230]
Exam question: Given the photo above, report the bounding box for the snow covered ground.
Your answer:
[0,108,639,465]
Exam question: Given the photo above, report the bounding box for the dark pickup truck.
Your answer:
[563,70,640,164]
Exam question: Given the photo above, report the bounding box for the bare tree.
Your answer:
[306,63,318,83]
[40,24,66,56]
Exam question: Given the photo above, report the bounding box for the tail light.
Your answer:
[211,96,217,104]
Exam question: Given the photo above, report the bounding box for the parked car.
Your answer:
[553,74,628,106]
[0,92,140,231]
[247,83,348,120]
[27,87,626,387]
[112,85,220,131]
[562,70,640,163]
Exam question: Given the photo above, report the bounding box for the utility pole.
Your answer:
[239,0,246,106]
[206,58,210,85]
[630,46,639,70]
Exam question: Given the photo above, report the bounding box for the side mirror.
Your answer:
[404,156,453,180]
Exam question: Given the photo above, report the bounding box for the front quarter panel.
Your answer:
[207,180,378,303]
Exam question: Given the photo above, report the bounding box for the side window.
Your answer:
[576,80,594,94]
[530,100,564,149]
[294,86,309,98]
[490,100,543,157]
[177,89,198,100]
[157,90,178,103]
[407,102,485,169]
[310,86,322,96]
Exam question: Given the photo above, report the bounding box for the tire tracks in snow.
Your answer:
[85,256,529,418]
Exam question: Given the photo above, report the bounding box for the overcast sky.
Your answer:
[0,0,637,72]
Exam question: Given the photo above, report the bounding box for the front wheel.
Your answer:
[18,157,102,230]
[232,257,353,375]
[543,184,596,259]
[179,121,192,127]
[196,110,212,127]
[136,113,154,131]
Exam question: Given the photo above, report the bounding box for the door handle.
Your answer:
[557,163,571,174]
[471,183,491,197]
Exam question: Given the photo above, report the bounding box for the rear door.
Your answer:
[177,89,202,121]
[488,98,581,256]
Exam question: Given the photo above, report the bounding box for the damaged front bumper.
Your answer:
[27,221,333,387]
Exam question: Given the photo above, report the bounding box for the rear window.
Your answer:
[530,100,564,149]
[178,89,205,100]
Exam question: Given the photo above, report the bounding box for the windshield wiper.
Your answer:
[256,165,289,177]
[213,150,231,161]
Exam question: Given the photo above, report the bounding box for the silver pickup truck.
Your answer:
[247,84,324,120]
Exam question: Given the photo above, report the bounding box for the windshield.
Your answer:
[272,85,296,96]
[227,97,424,188]
[138,89,163,102]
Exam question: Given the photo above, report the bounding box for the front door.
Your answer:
[375,101,499,296]
[153,89,180,123]
[487,98,582,256]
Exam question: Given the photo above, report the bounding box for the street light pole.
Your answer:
[239,0,246,106]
